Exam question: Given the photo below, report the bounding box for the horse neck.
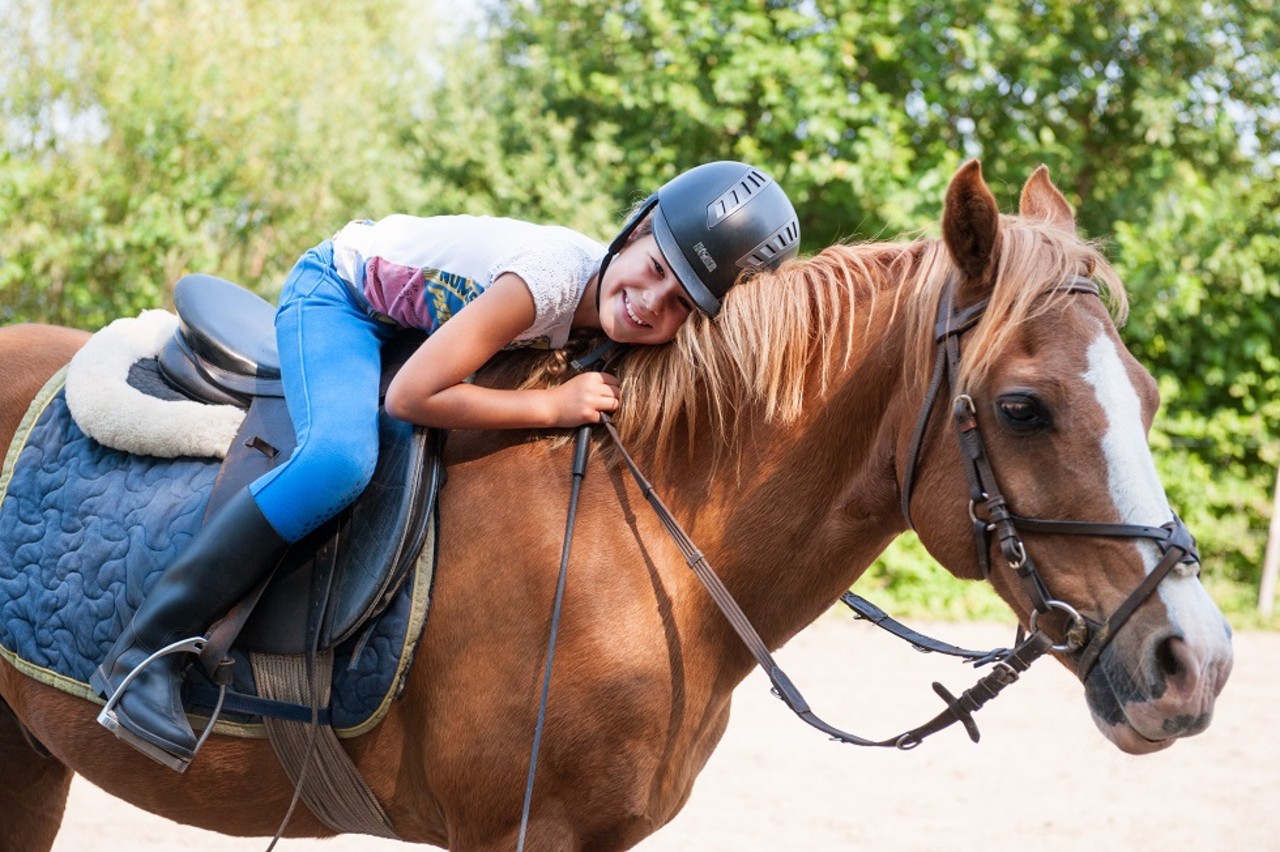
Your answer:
[660,269,915,659]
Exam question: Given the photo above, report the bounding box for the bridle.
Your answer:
[899,272,1200,677]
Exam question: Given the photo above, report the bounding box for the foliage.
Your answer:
[384,36,619,240]
[0,0,428,325]
[857,534,1009,622]
[0,0,1276,621]
[491,0,1275,245]
[1113,164,1280,598]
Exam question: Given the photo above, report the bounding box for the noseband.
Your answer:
[899,273,1200,677]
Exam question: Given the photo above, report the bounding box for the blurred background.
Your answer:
[2,0,1276,626]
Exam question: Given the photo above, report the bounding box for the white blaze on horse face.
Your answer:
[1081,329,1226,643]
[1082,333,1169,532]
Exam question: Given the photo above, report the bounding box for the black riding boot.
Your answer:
[90,487,288,771]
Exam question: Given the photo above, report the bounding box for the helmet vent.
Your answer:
[705,168,772,228]
[736,218,801,271]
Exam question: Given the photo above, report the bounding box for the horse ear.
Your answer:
[1019,165,1076,234]
[942,160,1002,289]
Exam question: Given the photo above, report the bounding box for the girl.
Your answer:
[91,160,801,770]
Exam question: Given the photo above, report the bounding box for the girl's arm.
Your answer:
[384,272,619,429]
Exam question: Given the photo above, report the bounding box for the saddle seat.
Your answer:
[159,273,284,407]
[154,273,439,657]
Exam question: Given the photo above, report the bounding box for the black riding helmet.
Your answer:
[599,161,800,318]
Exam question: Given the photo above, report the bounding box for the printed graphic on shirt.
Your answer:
[364,258,552,349]
[364,259,484,331]
[421,269,549,348]
[423,268,484,330]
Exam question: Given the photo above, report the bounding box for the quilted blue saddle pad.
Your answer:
[0,370,433,736]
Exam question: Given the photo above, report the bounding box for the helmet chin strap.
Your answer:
[596,195,659,313]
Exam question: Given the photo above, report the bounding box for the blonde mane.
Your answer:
[615,240,891,463]
[510,215,1127,465]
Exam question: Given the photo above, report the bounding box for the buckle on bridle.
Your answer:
[1004,539,1028,570]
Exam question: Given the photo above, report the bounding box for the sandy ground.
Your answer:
[52,617,1276,851]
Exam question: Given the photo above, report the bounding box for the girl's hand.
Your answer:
[549,371,621,426]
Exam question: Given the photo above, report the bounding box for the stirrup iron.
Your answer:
[96,635,224,772]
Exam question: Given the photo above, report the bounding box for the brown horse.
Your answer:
[0,162,1233,850]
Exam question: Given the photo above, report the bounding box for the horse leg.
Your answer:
[0,698,73,852]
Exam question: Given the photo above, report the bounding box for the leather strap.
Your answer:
[897,273,1196,676]
[518,426,593,851]
[899,341,948,529]
[185,683,334,725]
[840,593,1012,666]
[597,413,1037,749]
[1075,525,1195,675]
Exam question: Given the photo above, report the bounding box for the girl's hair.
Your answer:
[514,328,610,390]
[629,212,654,240]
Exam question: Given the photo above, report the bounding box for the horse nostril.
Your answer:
[1153,634,1200,697]
[1156,635,1183,677]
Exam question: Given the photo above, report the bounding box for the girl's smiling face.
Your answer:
[595,233,695,345]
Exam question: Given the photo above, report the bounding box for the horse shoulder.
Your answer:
[398,435,728,841]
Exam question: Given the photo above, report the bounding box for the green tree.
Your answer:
[384,36,619,240]
[490,0,1276,244]
[0,0,431,327]
[1113,165,1280,606]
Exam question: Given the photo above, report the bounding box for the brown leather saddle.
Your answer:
[153,273,442,657]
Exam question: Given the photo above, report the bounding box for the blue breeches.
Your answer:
[249,241,397,543]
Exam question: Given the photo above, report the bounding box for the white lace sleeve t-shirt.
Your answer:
[330,214,606,349]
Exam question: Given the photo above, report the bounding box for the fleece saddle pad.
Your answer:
[0,369,433,737]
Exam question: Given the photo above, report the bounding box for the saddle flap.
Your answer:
[234,414,440,655]
[324,420,437,643]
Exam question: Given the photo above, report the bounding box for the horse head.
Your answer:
[903,161,1233,754]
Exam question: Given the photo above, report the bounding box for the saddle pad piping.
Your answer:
[0,365,68,508]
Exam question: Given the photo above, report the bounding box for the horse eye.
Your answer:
[996,393,1050,431]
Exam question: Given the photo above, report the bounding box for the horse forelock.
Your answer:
[942,216,1129,394]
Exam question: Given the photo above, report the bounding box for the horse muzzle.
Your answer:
[1082,625,1234,755]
